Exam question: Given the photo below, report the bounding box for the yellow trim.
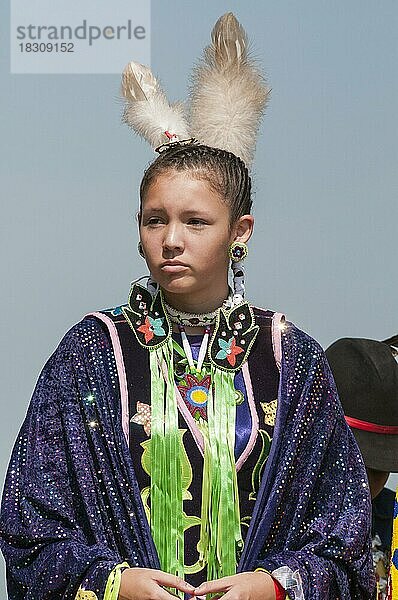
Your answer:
[255,567,271,575]
[104,562,130,600]
[74,562,130,600]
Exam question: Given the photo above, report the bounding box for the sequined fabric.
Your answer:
[0,318,160,599]
[0,312,374,599]
[240,321,375,598]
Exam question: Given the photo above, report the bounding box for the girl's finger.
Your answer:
[194,576,232,595]
[154,571,196,594]
[156,585,188,600]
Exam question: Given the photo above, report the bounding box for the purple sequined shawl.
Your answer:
[0,312,375,599]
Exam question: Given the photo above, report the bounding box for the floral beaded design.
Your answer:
[122,283,171,349]
[130,401,151,436]
[137,315,166,343]
[216,336,244,367]
[177,373,211,420]
[261,399,277,426]
[123,283,259,373]
[209,302,259,372]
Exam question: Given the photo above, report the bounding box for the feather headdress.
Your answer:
[121,61,189,149]
[121,13,270,167]
[189,13,270,166]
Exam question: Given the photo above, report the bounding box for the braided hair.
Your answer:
[139,143,252,225]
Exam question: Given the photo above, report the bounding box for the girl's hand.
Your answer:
[119,567,195,600]
[193,571,276,600]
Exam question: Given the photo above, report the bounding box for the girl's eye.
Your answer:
[188,219,207,227]
[146,217,164,226]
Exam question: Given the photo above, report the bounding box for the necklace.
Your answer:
[164,294,234,327]
[173,333,211,422]
[165,303,218,327]
[178,324,211,374]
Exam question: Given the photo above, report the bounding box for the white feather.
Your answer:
[121,61,190,149]
[189,13,270,166]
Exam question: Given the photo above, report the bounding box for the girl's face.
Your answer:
[139,170,253,310]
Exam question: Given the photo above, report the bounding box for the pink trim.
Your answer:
[236,362,259,472]
[175,384,206,456]
[86,312,130,444]
[272,312,285,372]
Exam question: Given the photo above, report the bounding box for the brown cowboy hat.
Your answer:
[326,336,398,473]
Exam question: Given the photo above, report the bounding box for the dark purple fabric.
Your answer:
[0,317,159,599]
[239,319,375,598]
[0,311,375,599]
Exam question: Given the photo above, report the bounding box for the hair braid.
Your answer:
[139,143,252,224]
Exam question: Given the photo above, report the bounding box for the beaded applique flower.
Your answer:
[209,302,259,372]
[130,401,151,436]
[261,398,278,426]
[177,373,211,420]
[137,315,166,343]
[216,336,244,367]
[122,283,170,349]
[102,305,126,316]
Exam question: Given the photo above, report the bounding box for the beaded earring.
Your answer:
[229,242,248,305]
[136,244,158,295]
[146,275,158,297]
[229,241,248,263]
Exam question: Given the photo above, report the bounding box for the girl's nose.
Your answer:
[162,223,184,252]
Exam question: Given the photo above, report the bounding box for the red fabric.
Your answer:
[273,577,286,600]
[345,416,398,435]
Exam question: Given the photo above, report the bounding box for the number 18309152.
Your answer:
[18,42,74,52]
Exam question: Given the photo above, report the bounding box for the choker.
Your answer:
[164,296,233,327]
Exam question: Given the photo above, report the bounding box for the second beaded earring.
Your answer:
[228,242,248,305]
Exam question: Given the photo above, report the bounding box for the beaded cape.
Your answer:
[0,307,375,599]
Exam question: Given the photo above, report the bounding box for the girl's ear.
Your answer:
[231,215,254,244]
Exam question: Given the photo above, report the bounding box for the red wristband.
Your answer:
[273,577,286,600]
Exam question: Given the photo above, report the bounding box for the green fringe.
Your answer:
[150,341,241,594]
[150,340,184,592]
[198,368,242,581]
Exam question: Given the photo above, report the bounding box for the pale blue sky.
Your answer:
[1,1,397,594]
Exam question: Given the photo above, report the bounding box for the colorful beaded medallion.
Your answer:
[177,373,211,420]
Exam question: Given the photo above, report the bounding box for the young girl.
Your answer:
[0,13,374,600]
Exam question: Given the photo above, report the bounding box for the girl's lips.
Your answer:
[160,264,189,273]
